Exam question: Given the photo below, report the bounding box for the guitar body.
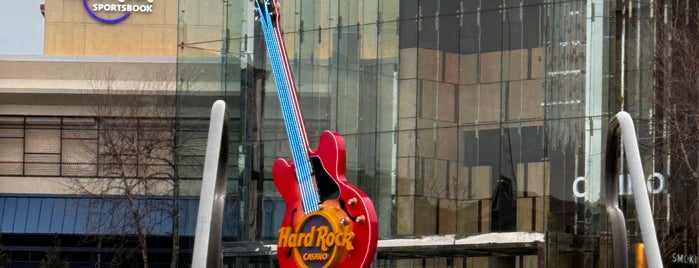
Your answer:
[274,131,378,268]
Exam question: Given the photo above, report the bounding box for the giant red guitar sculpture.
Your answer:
[253,1,378,267]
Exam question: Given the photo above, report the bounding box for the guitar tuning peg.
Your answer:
[347,197,357,206]
[355,215,366,223]
[340,218,349,225]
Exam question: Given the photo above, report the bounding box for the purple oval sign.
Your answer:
[83,0,132,24]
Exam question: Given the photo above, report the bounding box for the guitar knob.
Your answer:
[340,218,349,225]
[355,215,366,223]
[348,197,357,206]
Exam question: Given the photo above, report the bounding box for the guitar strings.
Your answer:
[257,1,320,214]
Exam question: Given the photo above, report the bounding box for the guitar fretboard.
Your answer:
[255,1,320,214]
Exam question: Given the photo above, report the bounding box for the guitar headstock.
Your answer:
[253,0,280,24]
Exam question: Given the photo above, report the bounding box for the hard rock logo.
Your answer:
[278,212,355,267]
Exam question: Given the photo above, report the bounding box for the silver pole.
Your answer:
[192,100,230,268]
[615,111,663,268]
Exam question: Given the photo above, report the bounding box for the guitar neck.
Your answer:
[256,0,320,214]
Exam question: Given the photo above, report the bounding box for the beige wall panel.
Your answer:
[521,79,544,119]
[418,48,442,81]
[0,129,23,138]
[133,5,167,25]
[0,164,23,175]
[531,47,545,79]
[25,163,60,176]
[0,177,180,195]
[398,79,417,118]
[414,196,437,235]
[420,80,438,120]
[317,0,332,28]
[196,0,224,26]
[142,26,178,56]
[460,53,479,85]
[436,125,457,161]
[438,198,457,234]
[504,49,529,81]
[396,195,415,235]
[313,1,337,60]
[456,200,479,233]
[0,105,95,117]
[522,255,539,268]
[25,129,60,153]
[45,24,87,55]
[416,123,436,158]
[165,0,178,27]
[379,26,399,59]
[314,28,333,60]
[480,51,501,83]
[421,157,435,195]
[479,83,501,123]
[419,258,435,268]
[470,165,491,199]
[508,81,524,121]
[311,67,330,93]
[536,197,548,232]
[45,0,64,23]
[398,117,416,132]
[466,257,490,267]
[179,26,223,54]
[399,48,418,79]
[480,199,490,232]
[397,129,415,158]
[448,161,459,199]
[279,31,296,60]
[62,0,88,23]
[457,166,469,200]
[516,163,526,197]
[459,84,478,124]
[453,257,465,267]
[509,79,544,120]
[437,82,456,122]
[517,197,534,231]
[84,25,144,55]
[444,52,460,84]
[528,161,550,196]
[361,25,378,60]
[344,135,359,168]
[179,0,200,24]
[0,139,23,162]
[432,159,450,198]
[345,0,360,25]
[417,117,438,130]
[0,177,68,194]
[396,157,415,195]
[490,257,516,267]
[394,260,414,268]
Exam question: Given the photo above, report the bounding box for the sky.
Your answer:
[0,0,45,55]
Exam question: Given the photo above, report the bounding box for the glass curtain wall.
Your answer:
[174,0,679,266]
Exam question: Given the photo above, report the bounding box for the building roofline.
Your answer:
[0,54,178,63]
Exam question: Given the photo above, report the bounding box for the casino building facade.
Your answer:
[1,0,698,267]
